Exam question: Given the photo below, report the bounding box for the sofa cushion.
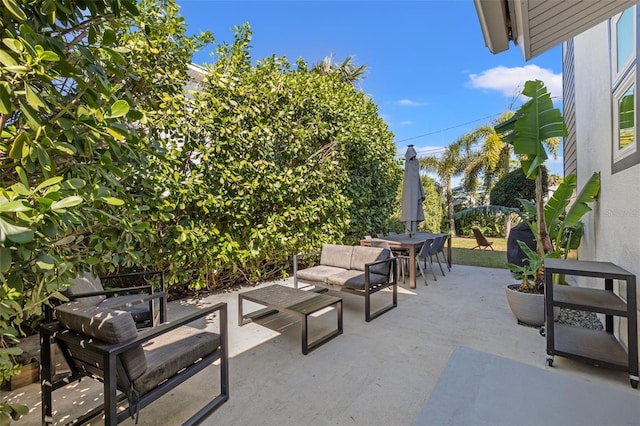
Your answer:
[326,270,390,290]
[296,265,347,285]
[320,244,353,269]
[133,325,220,395]
[99,294,156,324]
[350,246,390,275]
[65,274,106,306]
[56,301,147,381]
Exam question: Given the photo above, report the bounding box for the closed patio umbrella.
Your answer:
[400,145,425,236]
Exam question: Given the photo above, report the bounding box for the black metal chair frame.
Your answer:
[46,270,167,328]
[40,302,229,426]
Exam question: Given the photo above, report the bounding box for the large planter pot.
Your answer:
[505,284,558,326]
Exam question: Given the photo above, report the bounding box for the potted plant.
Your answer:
[496,80,600,326]
[505,241,550,326]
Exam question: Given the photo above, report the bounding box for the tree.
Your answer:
[134,24,402,288]
[419,137,476,237]
[490,167,549,208]
[311,54,367,84]
[0,0,144,420]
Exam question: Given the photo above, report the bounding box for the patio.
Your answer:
[5,264,638,425]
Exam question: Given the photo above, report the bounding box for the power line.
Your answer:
[395,112,503,144]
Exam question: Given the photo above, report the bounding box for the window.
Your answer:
[611,7,640,173]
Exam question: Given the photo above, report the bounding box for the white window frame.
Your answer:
[612,72,637,162]
[611,8,635,81]
[610,6,640,173]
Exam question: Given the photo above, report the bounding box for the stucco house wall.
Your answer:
[569,19,640,345]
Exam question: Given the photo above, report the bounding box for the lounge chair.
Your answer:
[40,300,229,425]
[472,228,494,250]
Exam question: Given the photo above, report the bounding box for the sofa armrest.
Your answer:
[293,251,321,288]
[364,257,396,285]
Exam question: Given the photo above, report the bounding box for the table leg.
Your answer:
[409,246,416,289]
[302,300,343,355]
[302,315,309,355]
[238,294,244,326]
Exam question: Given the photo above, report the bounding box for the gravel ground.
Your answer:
[557,308,604,330]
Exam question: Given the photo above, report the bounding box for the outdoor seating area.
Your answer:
[7,264,636,425]
[293,243,397,322]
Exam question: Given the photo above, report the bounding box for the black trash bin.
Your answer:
[507,223,536,268]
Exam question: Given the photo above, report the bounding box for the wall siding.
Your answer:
[563,38,577,177]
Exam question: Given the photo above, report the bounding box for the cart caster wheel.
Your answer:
[546,358,554,367]
[539,327,545,337]
[631,379,638,389]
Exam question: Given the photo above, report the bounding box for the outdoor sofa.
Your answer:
[293,243,397,321]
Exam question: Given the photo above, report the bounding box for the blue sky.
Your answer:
[176,0,564,176]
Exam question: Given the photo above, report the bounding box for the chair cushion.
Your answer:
[296,265,347,285]
[350,246,390,275]
[326,269,389,290]
[99,294,156,324]
[320,244,353,269]
[133,325,220,395]
[65,274,106,306]
[56,301,147,381]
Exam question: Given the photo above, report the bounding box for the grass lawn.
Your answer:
[450,236,509,269]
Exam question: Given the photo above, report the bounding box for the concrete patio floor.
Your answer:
[4,264,638,425]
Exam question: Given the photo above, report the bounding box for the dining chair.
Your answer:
[435,234,451,272]
[415,238,437,285]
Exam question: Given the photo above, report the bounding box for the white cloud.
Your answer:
[397,99,429,107]
[399,120,413,126]
[468,65,562,100]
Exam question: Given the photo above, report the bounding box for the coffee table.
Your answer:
[238,285,343,354]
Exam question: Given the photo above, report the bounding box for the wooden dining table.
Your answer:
[360,232,451,289]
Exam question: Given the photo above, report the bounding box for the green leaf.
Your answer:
[564,172,601,227]
[544,174,576,239]
[0,218,34,243]
[0,49,18,67]
[0,247,11,273]
[103,28,116,45]
[109,100,129,118]
[35,176,64,192]
[0,200,31,212]
[50,196,83,210]
[102,197,125,206]
[15,166,28,187]
[87,256,100,265]
[2,0,28,21]
[64,178,85,189]
[52,141,76,155]
[0,81,12,114]
[25,83,47,110]
[497,80,566,179]
[39,50,60,61]
[9,132,29,160]
[18,100,42,130]
[9,182,30,196]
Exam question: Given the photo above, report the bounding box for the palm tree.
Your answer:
[312,54,366,84]
[419,136,476,237]
[461,111,561,239]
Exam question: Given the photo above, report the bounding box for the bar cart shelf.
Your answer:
[544,258,638,389]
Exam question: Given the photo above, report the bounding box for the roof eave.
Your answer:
[473,0,511,54]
